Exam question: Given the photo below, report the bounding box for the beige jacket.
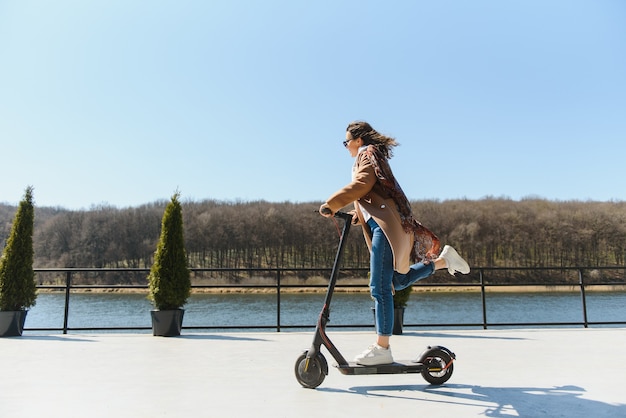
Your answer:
[325,151,414,274]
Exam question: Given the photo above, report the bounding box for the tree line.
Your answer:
[1,198,625,284]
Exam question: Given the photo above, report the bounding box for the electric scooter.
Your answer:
[294,211,456,389]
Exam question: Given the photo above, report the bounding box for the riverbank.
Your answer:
[36,284,626,294]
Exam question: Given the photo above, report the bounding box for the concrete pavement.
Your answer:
[1,328,625,417]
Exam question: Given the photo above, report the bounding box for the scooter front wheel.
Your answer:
[294,352,328,389]
[420,348,454,385]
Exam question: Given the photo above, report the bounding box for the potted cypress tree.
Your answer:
[392,286,412,335]
[0,186,37,337]
[148,192,191,337]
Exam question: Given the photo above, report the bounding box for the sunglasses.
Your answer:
[342,138,355,147]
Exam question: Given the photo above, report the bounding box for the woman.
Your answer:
[319,121,470,366]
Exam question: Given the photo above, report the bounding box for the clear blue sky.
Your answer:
[1,1,625,209]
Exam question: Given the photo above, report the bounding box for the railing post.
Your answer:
[63,271,71,334]
[578,268,589,328]
[276,269,281,332]
[480,269,488,329]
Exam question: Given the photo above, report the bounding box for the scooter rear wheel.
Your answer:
[295,352,327,389]
[420,348,454,385]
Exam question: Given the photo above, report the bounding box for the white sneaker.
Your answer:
[440,245,470,275]
[354,344,394,366]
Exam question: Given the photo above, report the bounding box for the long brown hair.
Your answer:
[346,121,398,159]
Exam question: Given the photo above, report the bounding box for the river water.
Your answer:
[23,291,626,332]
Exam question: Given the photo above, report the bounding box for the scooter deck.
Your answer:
[335,361,425,375]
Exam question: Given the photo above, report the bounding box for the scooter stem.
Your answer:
[307,211,353,366]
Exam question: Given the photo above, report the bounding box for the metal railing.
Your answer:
[29,266,626,334]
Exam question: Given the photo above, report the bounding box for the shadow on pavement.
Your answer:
[321,383,625,417]
[401,331,527,341]
[179,333,270,342]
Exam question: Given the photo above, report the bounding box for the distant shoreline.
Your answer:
[37,284,626,294]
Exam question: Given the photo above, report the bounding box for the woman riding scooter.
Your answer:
[320,121,470,366]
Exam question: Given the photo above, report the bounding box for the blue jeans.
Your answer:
[368,218,435,336]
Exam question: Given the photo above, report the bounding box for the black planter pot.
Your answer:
[371,307,406,335]
[392,307,405,335]
[151,309,184,337]
[0,310,28,337]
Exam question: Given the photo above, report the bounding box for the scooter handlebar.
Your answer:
[319,208,352,221]
[332,211,353,221]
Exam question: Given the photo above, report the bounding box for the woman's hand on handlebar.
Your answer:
[319,203,333,217]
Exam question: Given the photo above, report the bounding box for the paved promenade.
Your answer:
[1,328,625,417]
